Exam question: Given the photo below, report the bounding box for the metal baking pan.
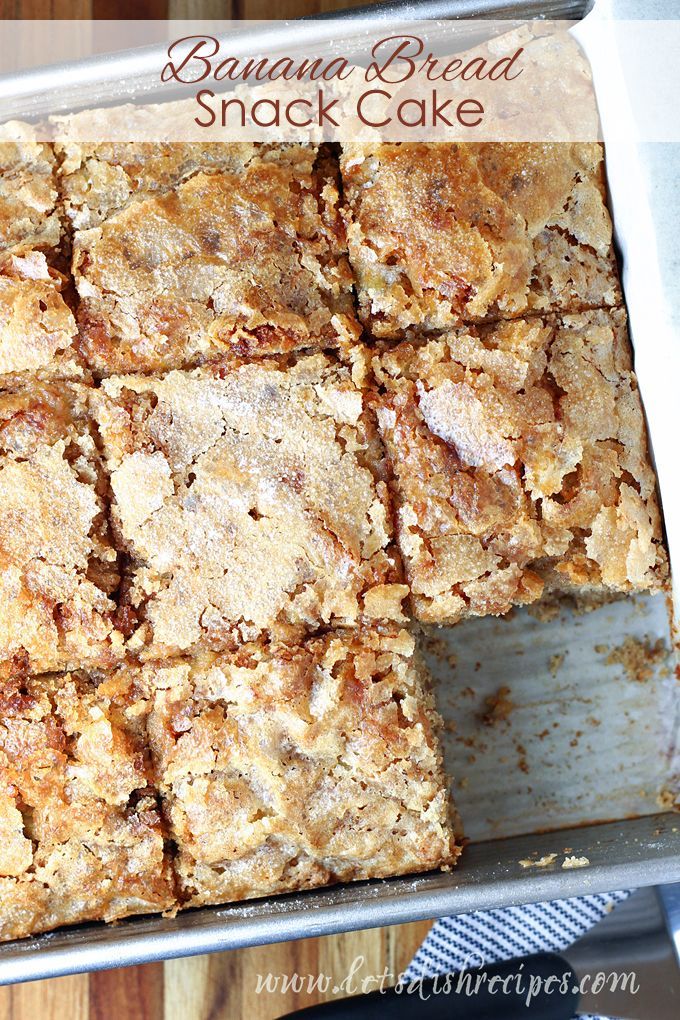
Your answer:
[0,0,678,985]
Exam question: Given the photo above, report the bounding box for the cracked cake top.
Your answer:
[341,142,620,337]
[131,626,456,907]
[0,668,175,941]
[373,310,667,624]
[91,351,407,656]
[70,144,360,375]
[0,384,123,678]
[0,123,61,259]
[0,251,84,392]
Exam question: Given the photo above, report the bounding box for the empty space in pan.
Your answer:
[427,593,677,842]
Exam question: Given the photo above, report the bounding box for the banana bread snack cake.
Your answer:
[139,626,456,908]
[0,668,175,942]
[373,309,667,624]
[69,143,359,375]
[0,384,123,679]
[341,143,620,338]
[91,351,407,658]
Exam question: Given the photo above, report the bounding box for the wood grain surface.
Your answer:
[0,0,370,17]
[0,922,434,1019]
[0,0,437,1015]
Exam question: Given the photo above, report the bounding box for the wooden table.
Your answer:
[0,0,438,1015]
[0,921,433,1018]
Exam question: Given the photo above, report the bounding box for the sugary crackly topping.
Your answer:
[71,145,359,374]
[0,122,61,257]
[374,310,667,624]
[56,137,295,229]
[0,385,122,677]
[341,142,620,337]
[0,252,83,390]
[0,670,174,940]
[91,353,406,655]
[135,627,455,906]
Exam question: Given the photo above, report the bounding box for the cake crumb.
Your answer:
[657,788,679,811]
[604,636,668,683]
[519,853,557,869]
[549,653,565,677]
[562,855,590,869]
[482,685,514,726]
[515,742,529,774]
[528,599,561,623]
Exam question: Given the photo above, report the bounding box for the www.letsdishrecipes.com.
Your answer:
[255,955,640,1005]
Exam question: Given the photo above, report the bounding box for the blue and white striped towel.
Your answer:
[406,889,633,1020]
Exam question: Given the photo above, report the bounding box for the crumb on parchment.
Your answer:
[603,635,669,683]
[482,685,515,727]
[549,652,565,677]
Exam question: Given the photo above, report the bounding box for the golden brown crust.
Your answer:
[135,627,456,908]
[70,145,359,375]
[0,124,83,393]
[0,669,175,942]
[0,384,123,677]
[91,352,407,656]
[0,123,61,258]
[0,252,85,392]
[373,310,667,623]
[341,143,620,337]
[57,139,277,230]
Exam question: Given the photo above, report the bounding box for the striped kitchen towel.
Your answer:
[405,889,633,1020]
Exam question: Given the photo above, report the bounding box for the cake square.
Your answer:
[0,251,85,392]
[141,627,456,908]
[373,310,667,624]
[0,125,85,392]
[91,351,407,657]
[0,384,123,678]
[341,142,621,338]
[0,668,175,942]
[0,123,61,258]
[69,144,359,375]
